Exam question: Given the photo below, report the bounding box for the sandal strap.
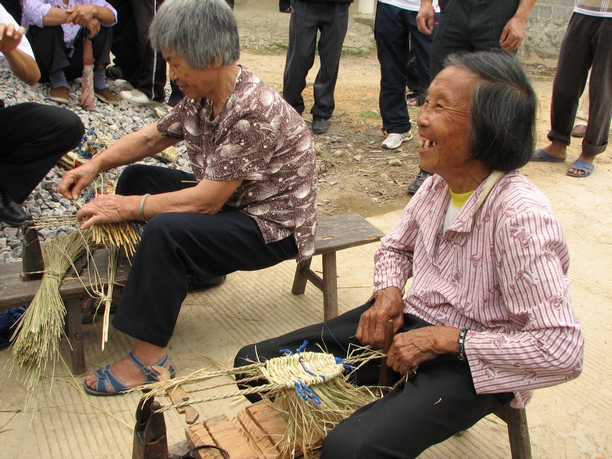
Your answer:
[128,351,170,383]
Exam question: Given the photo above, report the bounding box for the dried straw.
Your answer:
[134,345,385,459]
[9,230,91,406]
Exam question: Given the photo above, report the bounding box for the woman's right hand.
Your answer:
[356,287,404,349]
[57,162,99,201]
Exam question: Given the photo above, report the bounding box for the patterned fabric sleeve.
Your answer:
[467,200,584,400]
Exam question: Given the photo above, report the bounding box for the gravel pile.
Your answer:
[0,68,189,264]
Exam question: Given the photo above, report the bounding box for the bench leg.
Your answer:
[64,297,87,375]
[321,252,338,320]
[495,406,532,459]
[292,258,312,295]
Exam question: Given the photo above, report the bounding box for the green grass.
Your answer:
[360,110,381,120]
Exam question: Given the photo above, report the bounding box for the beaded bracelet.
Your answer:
[139,193,150,222]
[457,328,468,361]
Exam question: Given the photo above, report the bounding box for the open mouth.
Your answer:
[419,139,438,148]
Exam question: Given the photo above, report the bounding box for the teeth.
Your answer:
[419,140,437,148]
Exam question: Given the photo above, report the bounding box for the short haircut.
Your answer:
[444,51,537,171]
[150,0,240,69]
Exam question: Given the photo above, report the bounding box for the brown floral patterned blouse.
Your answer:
[156,66,317,261]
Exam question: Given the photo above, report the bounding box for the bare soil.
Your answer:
[234,0,560,218]
[238,49,558,219]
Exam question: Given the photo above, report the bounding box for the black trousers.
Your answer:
[107,0,167,102]
[282,0,350,119]
[0,103,84,203]
[429,0,519,79]
[235,302,513,459]
[111,165,299,348]
[548,13,612,157]
[26,25,113,83]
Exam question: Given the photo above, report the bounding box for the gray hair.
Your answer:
[444,51,537,171]
[150,0,240,69]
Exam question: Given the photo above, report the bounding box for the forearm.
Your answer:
[89,124,178,174]
[91,6,115,26]
[514,0,536,21]
[3,48,40,86]
[41,7,71,26]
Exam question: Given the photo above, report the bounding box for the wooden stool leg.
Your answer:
[292,258,312,295]
[64,296,87,375]
[495,405,532,459]
[321,252,338,320]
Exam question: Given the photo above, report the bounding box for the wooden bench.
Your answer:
[292,212,385,321]
[0,213,384,374]
[0,249,130,375]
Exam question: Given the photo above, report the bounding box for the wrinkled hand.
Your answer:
[386,326,460,375]
[84,18,100,38]
[416,4,435,35]
[356,287,404,348]
[499,16,526,51]
[76,194,129,229]
[58,163,99,201]
[66,4,97,26]
[0,23,25,55]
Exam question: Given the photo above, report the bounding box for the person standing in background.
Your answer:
[107,0,167,106]
[376,0,439,150]
[282,0,353,135]
[531,1,611,178]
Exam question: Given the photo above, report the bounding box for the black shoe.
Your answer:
[0,186,27,227]
[279,6,293,13]
[187,275,227,291]
[407,170,433,195]
[312,116,329,134]
[105,65,123,80]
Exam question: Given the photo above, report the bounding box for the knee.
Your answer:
[116,165,152,195]
[320,421,369,458]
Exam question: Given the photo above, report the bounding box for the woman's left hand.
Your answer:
[386,326,461,375]
[76,194,135,230]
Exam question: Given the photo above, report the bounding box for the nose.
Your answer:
[416,105,429,130]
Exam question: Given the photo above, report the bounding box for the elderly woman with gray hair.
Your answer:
[58,0,317,395]
[234,51,584,457]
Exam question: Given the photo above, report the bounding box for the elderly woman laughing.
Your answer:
[234,51,584,458]
[58,0,317,395]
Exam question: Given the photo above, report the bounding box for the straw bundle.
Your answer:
[137,343,385,458]
[9,230,90,405]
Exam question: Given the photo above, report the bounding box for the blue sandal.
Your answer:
[83,351,175,396]
[567,159,594,178]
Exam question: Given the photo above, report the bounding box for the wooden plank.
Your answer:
[0,248,131,310]
[244,401,289,452]
[314,213,385,254]
[236,409,279,459]
[203,416,258,459]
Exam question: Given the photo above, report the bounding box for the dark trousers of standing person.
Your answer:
[376,3,437,134]
[548,13,612,158]
[26,26,113,82]
[0,103,84,204]
[282,0,350,120]
[279,0,291,11]
[234,302,513,458]
[429,0,518,79]
[107,0,167,102]
[111,165,299,348]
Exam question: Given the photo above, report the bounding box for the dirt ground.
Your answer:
[233,0,562,218]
